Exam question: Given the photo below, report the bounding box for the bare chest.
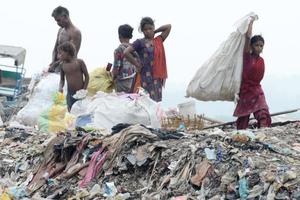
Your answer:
[62,62,81,73]
[58,29,71,45]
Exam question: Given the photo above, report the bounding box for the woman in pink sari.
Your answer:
[233,18,271,129]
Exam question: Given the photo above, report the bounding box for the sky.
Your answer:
[1,0,299,121]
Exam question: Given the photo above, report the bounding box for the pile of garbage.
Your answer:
[1,121,300,199]
[1,73,300,199]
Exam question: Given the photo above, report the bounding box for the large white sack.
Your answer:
[71,92,161,130]
[15,74,60,126]
[186,12,258,102]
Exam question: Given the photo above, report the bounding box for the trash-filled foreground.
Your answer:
[1,122,300,200]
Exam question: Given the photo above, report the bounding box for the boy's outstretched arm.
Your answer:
[80,60,89,90]
[59,69,65,93]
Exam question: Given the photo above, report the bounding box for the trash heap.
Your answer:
[1,121,300,199]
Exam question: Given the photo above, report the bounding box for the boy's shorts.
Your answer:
[67,90,78,111]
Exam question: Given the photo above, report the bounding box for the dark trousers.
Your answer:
[236,109,271,129]
[66,90,78,112]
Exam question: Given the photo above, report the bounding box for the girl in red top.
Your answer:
[233,18,271,129]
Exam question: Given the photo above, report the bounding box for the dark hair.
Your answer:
[118,24,133,39]
[52,6,69,18]
[251,35,264,45]
[139,17,154,32]
[58,42,76,57]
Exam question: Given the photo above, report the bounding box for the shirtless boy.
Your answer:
[58,42,89,111]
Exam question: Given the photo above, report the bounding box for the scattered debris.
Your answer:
[1,122,300,199]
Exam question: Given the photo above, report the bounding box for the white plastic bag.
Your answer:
[15,74,62,126]
[186,12,258,102]
[71,92,161,130]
